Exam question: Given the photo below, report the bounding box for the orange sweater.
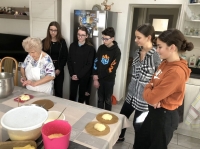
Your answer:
[143,59,191,110]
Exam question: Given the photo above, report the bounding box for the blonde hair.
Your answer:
[22,37,42,52]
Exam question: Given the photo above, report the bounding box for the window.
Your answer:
[149,15,173,36]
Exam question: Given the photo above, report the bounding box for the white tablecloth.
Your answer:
[0,86,131,149]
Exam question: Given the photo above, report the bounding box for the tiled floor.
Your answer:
[112,100,200,149]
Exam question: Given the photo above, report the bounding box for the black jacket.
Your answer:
[67,41,95,79]
[93,41,121,81]
[42,39,68,71]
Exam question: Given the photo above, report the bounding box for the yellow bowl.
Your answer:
[44,111,65,124]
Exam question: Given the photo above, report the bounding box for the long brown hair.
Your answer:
[78,26,93,46]
[43,21,63,51]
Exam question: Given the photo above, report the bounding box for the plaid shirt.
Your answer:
[126,47,161,111]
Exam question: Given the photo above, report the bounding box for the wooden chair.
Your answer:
[0,57,18,86]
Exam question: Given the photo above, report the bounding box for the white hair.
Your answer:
[22,37,42,53]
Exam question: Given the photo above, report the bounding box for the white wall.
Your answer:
[84,0,186,101]
[0,0,30,35]
[0,0,28,7]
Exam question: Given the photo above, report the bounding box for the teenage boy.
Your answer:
[93,27,121,111]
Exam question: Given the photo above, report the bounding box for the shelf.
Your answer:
[188,3,200,6]
[185,35,200,38]
[0,14,29,20]
[0,7,29,20]
[185,20,200,22]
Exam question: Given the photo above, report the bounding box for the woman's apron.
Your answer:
[25,52,53,94]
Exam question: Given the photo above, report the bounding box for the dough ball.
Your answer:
[102,114,112,120]
[20,94,30,101]
[94,123,106,132]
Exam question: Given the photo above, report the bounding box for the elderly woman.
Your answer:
[20,37,55,95]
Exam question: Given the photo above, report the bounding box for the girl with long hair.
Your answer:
[42,21,68,98]
[117,23,161,144]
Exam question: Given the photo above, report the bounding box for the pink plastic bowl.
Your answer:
[41,120,71,149]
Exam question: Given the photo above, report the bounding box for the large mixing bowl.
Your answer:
[1,105,48,141]
[0,72,14,98]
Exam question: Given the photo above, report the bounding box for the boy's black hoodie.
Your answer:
[93,41,121,82]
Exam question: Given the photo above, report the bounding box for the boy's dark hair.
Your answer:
[102,27,115,37]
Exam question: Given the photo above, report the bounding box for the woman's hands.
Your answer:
[55,69,60,76]
[72,75,78,80]
[93,75,100,89]
[22,80,37,87]
[93,80,100,88]
[149,83,161,109]
[21,75,37,87]
[151,102,161,109]
[20,76,27,83]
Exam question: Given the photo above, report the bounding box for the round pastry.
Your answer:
[20,94,30,101]
[102,113,112,120]
[94,123,106,132]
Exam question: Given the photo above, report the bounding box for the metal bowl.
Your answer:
[0,72,14,99]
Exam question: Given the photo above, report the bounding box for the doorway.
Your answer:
[124,4,183,98]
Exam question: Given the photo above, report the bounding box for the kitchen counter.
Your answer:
[190,73,200,79]
[189,67,200,79]
[0,86,131,149]
[180,77,200,140]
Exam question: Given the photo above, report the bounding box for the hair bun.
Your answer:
[181,40,187,51]
[181,40,194,52]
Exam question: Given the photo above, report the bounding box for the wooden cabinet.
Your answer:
[29,0,61,39]
[184,78,200,120]
[176,78,200,140]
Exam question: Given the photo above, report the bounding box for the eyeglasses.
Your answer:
[101,37,111,41]
[77,34,86,37]
[49,29,58,32]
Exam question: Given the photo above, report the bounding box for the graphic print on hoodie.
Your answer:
[101,54,110,65]
[143,59,191,110]
[93,41,121,81]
